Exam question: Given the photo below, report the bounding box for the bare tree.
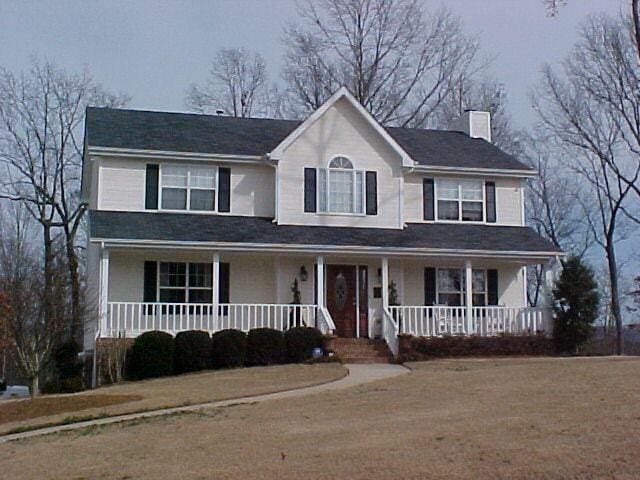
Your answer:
[281,0,481,127]
[534,58,638,354]
[0,59,128,341]
[186,48,275,117]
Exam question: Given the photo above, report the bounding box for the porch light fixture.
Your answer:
[299,266,308,282]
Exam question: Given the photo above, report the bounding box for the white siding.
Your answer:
[403,173,524,226]
[96,156,275,217]
[277,97,403,229]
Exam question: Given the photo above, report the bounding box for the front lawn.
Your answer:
[0,363,346,434]
[1,356,638,479]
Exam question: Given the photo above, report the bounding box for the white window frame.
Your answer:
[435,268,487,306]
[157,261,213,304]
[158,164,219,213]
[434,178,486,224]
[316,156,366,216]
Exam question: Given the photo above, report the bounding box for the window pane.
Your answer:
[188,263,212,288]
[329,156,353,169]
[460,180,483,200]
[461,201,483,221]
[329,170,354,213]
[190,167,216,189]
[160,262,186,287]
[190,189,215,211]
[161,188,187,210]
[437,180,459,200]
[438,269,462,292]
[472,293,486,306]
[162,166,188,187]
[355,170,364,214]
[318,168,328,212]
[472,270,486,293]
[188,289,212,304]
[438,200,459,220]
[438,293,462,306]
[159,289,186,303]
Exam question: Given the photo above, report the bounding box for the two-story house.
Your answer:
[82,87,561,368]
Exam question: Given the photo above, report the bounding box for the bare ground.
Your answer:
[0,363,346,434]
[2,357,640,480]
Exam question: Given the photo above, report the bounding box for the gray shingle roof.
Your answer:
[90,211,560,255]
[85,107,533,172]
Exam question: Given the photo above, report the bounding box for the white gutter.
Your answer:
[407,164,537,178]
[87,146,264,164]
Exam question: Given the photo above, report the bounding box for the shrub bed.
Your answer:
[246,328,285,366]
[211,329,247,368]
[400,333,553,361]
[126,331,175,380]
[174,330,211,374]
[284,327,324,362]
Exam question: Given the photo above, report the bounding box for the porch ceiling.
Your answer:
[90,211,561,261]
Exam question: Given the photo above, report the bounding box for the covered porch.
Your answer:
[93,246,556,357]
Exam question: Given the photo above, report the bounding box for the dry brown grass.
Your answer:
[0,363,346,434]
[2,357,640,480]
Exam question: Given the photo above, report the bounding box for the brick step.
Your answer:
[331,337,394,364]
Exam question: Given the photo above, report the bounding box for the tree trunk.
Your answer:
[28,375,39,398]
[605,242,623,355]
[65,235,82,342]
[43,222,54,329]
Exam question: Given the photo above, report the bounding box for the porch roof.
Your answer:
[90,211,562,258]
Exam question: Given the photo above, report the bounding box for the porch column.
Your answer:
[381,257,389,310]
[98,246,110,338]
[212,253,220,331]
[465,260,473,334]
[316,256,325,308]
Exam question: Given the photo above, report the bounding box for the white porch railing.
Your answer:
[389,306,552,337]
[104,302,317,337]
[382,308,399,357]
[317,306,336,335]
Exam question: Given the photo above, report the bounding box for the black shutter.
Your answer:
[145,164,159,210]
[485,181,496,223]
[219,262,230,303]
[304,168,317,212]
[218,167,231,212]
[424,267,436,306]
[487,269,499,305]
[423,178,434,221]
[365,171,377,215]
[143,261,157,302]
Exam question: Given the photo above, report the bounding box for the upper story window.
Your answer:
[318,156,365,215]
[160,165,217,211]
[437,179,483,222]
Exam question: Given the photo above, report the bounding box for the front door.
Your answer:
[326,265,358,337]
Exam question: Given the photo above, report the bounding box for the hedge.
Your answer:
[211,329,247,368]
[400,333,553,361]
[126,331,175,380]
[246,328,285,366]
[174,330,211,374]
[284,327,324,362]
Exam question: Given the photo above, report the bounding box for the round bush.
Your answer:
[174,330,211,374]
[126,331,175,380]
[211,329,247,369]
[284,327,324,363]
[246,328,285,366]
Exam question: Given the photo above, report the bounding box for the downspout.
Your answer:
[265,153,279,224]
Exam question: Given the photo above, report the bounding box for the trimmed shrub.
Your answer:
[126,331,175,380]
[211,329,247,369]
[44,339,85,393]
[284,327,324,362]
[246,328,285,366]
[174,330,211,374]
[400,333,553,361]
[0,379,6,392]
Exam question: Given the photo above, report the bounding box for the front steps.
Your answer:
[331,338,394,364]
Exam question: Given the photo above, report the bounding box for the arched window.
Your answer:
[318,156,364,214]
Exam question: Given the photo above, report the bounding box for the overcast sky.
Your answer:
[0,0,627,129]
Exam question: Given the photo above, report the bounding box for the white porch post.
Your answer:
[316,256,325,308]
[212,253,220,331]
[381,257,389,310]
[94,246,109,388]
[465,260,473,334]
